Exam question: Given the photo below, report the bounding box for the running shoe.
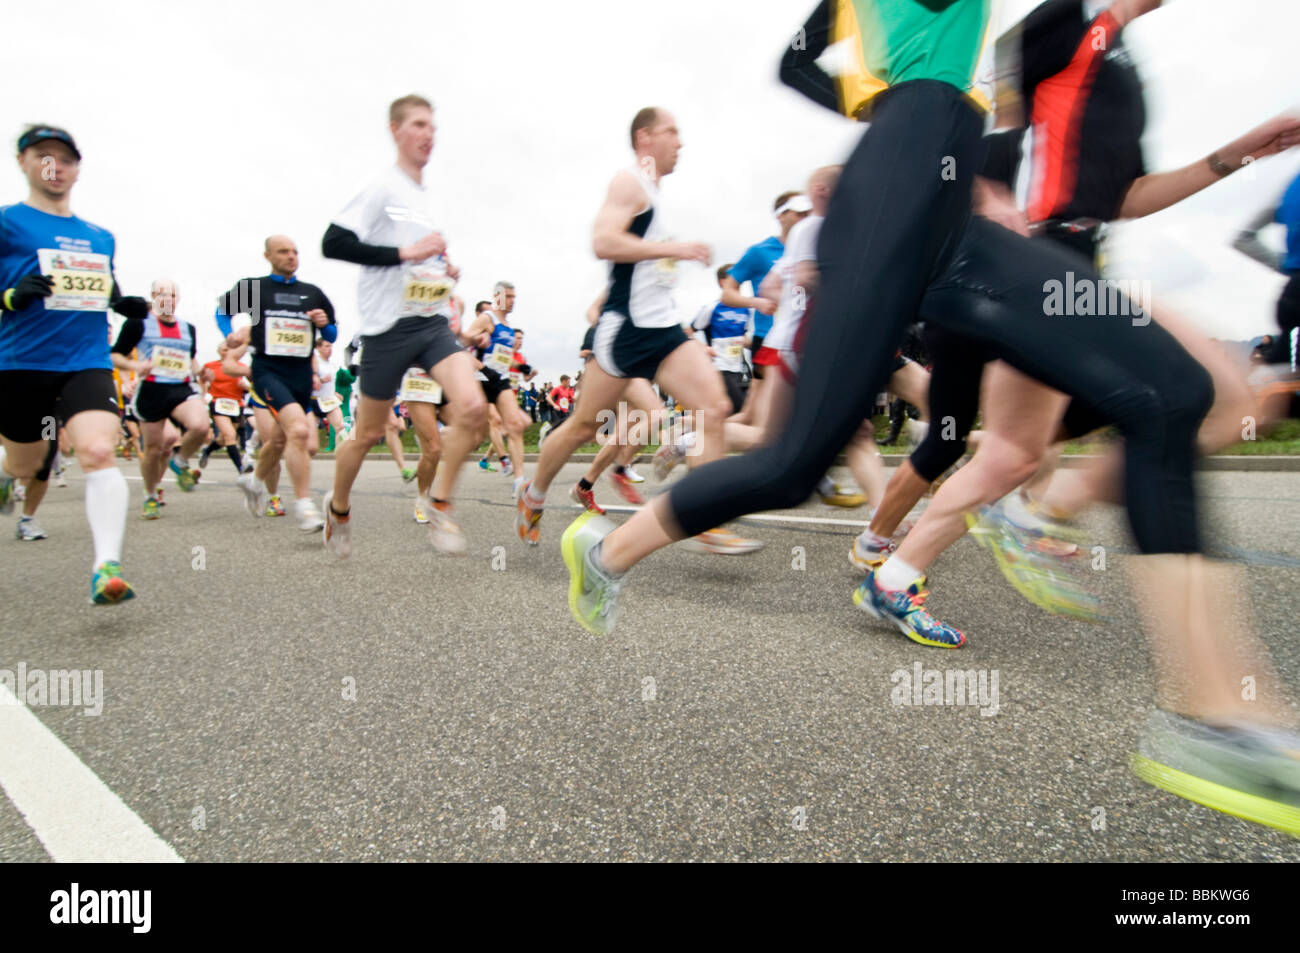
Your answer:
[849,531,895,571]
[652,443,684,481]
[817,477,866,508]
[996,493,1083,557]
[428,504,467,556]
[537,422,552,448]
[322,491,351,558]
[623,464,645,484]
[609,470,644,505]
[15,517,47,541]
[235,472,267,518]
[965,510,1101,622]
[0,476,16,513]
[1132,709,1300,837]
[501,457,514,477]
[199,445,213,470]
[561,511,621,635]
[90,561,135,606]
[168,456,198,492]
[478,458,498,473]
[156,487,165,506]
[400,466,417,483]
[265,495,286,517]
[853,569,962,649]
[414,500,430,524]
[570,483,605,515]
[680,527,764,555]
[296,496,325,532]
[516,480,543,546]
[54,468,68,488]
[141,496,161,520]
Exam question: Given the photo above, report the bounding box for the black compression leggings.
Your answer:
[909,324,986,482]
[667,79,1212,555]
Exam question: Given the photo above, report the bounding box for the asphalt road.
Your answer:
[1,458,1298,862]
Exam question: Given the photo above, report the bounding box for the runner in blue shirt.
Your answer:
[0,125,149,605]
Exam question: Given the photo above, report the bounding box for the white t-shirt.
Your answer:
[331,165,456,337]
[763,214,822,354]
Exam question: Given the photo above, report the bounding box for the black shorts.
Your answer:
[479,367,513,404]
[750,334,766,379]
[592,312,689,380]
[251,362,313,414]
[0,368,118,443]
[132,380,201,424]
[721,370,748,415]
[359,316,461,401]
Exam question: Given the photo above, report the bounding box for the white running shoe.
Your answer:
[622,464,646,484]
[235,472,267,517]
[652,444,685,481]
[428,505,467,555]
[296,496,325,532]
[322,491,352,557]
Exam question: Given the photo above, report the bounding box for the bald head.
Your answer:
[806,165,842,216]
[150,278,178,319]
[264,234,299,278]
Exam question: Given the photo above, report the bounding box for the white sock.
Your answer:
[84,467,128,569]
[678,431,697,452]
[524,483,547,506]
[877,554,923,591]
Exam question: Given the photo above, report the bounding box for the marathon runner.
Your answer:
[559,0,1300,837]
[0,124,148,603]
[198,341,250,475]
[218,234,337,530]
[320,93,487,556]
[460,281,532,496]
[111,279,207,519]
[519,106,761,554]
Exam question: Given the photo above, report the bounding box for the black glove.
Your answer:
[112,295,149,320]
[3,274,54,311]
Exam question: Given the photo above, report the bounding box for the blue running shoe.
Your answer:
[853,569,963,649]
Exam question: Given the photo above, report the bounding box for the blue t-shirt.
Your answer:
[728,236,784,339]
[0,203,117,372]
[1276,172,1300,274]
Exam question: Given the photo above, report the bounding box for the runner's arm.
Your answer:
[593,172,694,263]
[778,0,837,114]
[321,224,402,267]
[587,288,608,324]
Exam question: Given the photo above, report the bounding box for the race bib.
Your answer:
[316,394,342,413]
[37,249,112,311]
[714,336,743,362]
[150,345,190,381]
[214,397,241,416]
[559,397,571,412]
[401,263,455,317]
[655,255,678,288]
[488,343,513,374]
[264,317,312,357]
[399,368,442,404]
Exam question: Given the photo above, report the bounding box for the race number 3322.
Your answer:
[37,248,112,311]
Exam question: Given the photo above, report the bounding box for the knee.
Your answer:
[458,398,489,431]
[77,439,116,472]
[693,395,734,432]
[285,421,311,445]
[972,439,1041,493]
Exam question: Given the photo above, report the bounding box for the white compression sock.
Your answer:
[877,554,924,592]
[84,467,128,568]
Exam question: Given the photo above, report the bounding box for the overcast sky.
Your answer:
[4,0,1297,381]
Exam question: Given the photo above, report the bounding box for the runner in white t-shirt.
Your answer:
[319,94,488,557]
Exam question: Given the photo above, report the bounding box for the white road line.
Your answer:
[0,683,183,863]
